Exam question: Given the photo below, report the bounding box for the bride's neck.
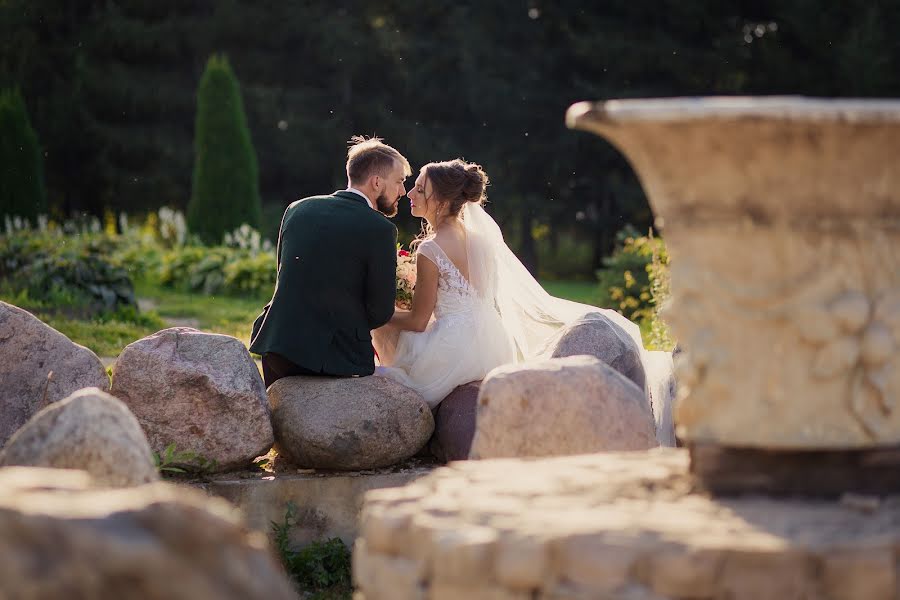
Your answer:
[429,215,461,234]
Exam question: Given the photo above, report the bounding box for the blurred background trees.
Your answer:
[0,88,46,223]
[1,0,898,272]
[187,54,261,244]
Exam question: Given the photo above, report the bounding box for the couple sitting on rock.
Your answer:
[250,136,649,408]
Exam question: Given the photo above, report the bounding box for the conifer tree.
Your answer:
[187,54,261,244]
[0,88,46,223]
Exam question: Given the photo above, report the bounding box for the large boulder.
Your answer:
[0,466,296,599]
[470,355,657,459]
[644,350,678,447]
[0,387,158,487]
[0,302,109,446]
[268,375,434,470]
[111,328,273,472]
[543,313,646,391]
[431,381,481,462]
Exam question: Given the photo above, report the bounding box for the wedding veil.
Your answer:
[462,202,647,365]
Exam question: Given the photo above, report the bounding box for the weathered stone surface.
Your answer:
[0,301,109,446]
[195,461,432,547]
[568,97,900,449]
[268,375,433,470]
[356,449,900,599]
[644,350,677,446]
[0,466,296,599]
[111,328,273,472]
[431,381,480,462]
[0,387,157,487]
[544,313,646,390]
[470,356,657,459]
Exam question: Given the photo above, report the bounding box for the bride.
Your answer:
[373,159,647,408]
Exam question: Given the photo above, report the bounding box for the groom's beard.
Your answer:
[375,191,399,217]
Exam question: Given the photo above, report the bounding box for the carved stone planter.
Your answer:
[567,97,900,451]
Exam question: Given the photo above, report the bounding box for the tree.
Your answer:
[188,54,261,244]
[0,88,46,223]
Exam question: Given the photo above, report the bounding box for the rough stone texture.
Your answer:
[111,328,273,472]
[0,466,296,599]
[0,301,109,447]
[431,381,481,462]
[644,350,677,447]
[470,356,657,459]
[195,461,432,548]
[356,448,900,599]
[544,313,646,391]
[568,97,900,449]
[268,374,434,470]
[0,387,158,487]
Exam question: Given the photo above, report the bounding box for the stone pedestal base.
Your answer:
[355,449,900,599]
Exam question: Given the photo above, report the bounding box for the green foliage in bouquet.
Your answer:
[187,54,261,245]
[0,89,46,223]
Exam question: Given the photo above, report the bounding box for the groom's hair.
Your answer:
[346,136,412,185]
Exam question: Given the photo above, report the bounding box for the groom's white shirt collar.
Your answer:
[345,187,374,210]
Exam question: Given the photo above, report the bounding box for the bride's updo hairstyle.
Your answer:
[423,159,489,218]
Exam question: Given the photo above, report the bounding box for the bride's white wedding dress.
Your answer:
[374,239,515,407]
[375,203,649,409]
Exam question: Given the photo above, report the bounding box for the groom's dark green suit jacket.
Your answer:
[249,191,397,376]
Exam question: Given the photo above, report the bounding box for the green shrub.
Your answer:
[0,229,136,313]
[223,253,276,294]
[187,54,261,245]
[0,89,46,224]
[595,226,666,322]
[646,235,674,351]
[272,502,352,596]
[159,244,274,297]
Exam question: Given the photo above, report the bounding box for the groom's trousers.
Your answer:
[261,352,323,388]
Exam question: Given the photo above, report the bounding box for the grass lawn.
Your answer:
[539,280,605,306]
[133,280,265,344]
[4,279,636,358]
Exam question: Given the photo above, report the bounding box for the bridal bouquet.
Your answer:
[396,246,416,310]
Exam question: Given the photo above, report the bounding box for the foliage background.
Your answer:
[3,1,897,273]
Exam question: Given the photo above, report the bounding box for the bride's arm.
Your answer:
[388,255,439,332]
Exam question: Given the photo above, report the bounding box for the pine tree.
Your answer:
[0,88,46,223]
[188,54,261,245]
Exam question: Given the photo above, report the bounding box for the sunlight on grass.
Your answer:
[540,280,604,307]
[3,279,629,358]
[134,280,265,345]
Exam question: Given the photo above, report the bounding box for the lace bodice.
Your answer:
[417,240,479,319]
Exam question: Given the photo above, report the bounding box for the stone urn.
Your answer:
[566,97,900,457]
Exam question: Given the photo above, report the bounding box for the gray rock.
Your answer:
[431,381,481,462]
[544,313,646,391]
[0,387,158,487]
[0,302,109,447]
[470,355,657,459]
[268,375,434,470]
[0,466,296,599]
[111,328,273,472]
[644,350,678,447]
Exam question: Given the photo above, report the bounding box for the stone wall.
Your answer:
[355,449,900,599]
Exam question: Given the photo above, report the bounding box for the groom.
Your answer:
[250,136,411,387]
